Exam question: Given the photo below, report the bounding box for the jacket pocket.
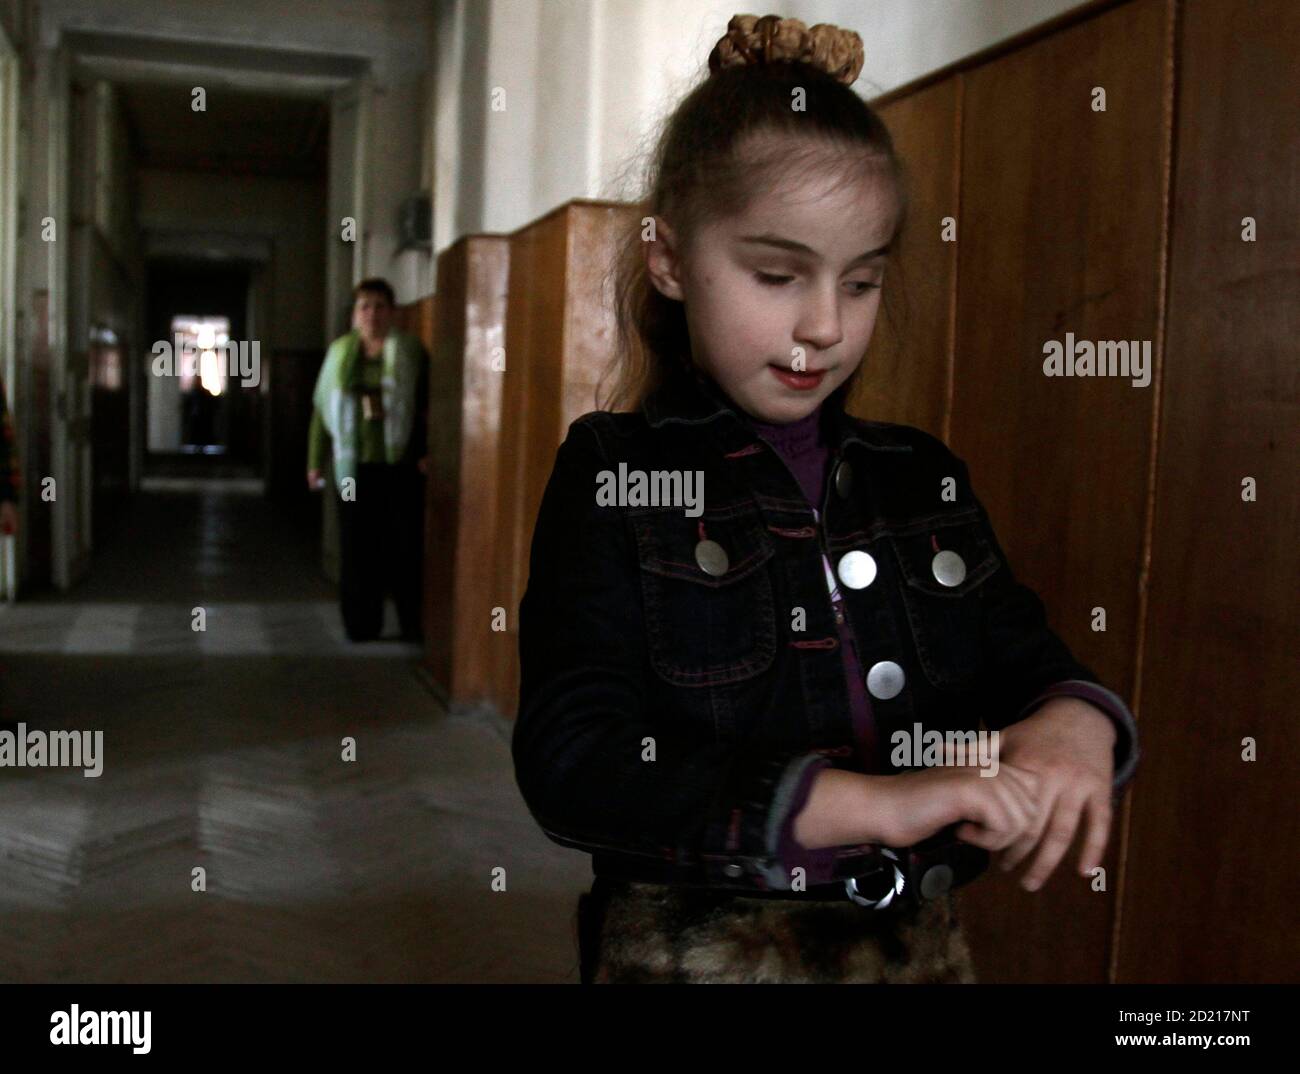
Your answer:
[630,500,778,687]
[886,507,1001,689]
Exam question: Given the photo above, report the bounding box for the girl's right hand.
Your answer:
[874,759,1042,851]
[307,469,324,491]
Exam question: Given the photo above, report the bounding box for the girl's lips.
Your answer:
[769,364,827,390]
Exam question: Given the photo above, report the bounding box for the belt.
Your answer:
[594,825,989,913]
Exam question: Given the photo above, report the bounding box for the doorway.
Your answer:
[143,260,260,485]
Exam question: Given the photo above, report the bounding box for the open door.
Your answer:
[47,44,92,589]
[0,23,19,600]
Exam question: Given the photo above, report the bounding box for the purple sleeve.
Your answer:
[774,757,841,887]
[1013,679,1140,794]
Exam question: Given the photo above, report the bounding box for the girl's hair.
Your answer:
[598,46,911,414]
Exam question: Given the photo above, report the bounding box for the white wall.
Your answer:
[430,0,1089,254]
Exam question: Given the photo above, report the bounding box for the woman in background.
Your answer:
[307,278,430,643]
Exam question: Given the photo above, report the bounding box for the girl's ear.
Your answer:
[644,216,687,303]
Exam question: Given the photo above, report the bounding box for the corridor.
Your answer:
[0,479,584,982]
[0,0,1293,999]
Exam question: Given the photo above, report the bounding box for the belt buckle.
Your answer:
[843,847,907,910]
[843,825,987,910]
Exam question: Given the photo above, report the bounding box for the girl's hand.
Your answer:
[0,500,16,535]
[878,754,1042,850]
[993,697,1117,891]
[307,468,324,491]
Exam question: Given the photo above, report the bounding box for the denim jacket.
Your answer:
[512,364,1140,895]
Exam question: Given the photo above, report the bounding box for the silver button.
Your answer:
[919,863,954,899]
[931,549,966,587]
[694,539,729,577]
[866,660,905,700]
[834,460,853,498]
[723,863,744,878]
[837,549,877,589]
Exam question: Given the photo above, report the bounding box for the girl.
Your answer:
[513,14,1139,984]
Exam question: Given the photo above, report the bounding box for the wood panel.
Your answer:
[943,0,1172,983]
[1116,0,1300,983]
[490,201,638,720]
[421,242,509,707]
[855,75,960,437]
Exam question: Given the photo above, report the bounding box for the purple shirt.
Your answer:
[744,404,877,885]
[741,402,1136,889]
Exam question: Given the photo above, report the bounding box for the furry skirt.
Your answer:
[578,878,978,984]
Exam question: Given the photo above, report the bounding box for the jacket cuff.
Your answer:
[773,756,840,887]
[700,751,837,891]
[1015,679,1140,795]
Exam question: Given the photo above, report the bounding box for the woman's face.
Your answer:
[352,292,394,341]
[647,153,898,424]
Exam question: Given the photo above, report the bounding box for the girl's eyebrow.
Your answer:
[737,232,889,265]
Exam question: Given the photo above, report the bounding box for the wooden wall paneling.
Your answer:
[491,200,638,721]
[947,0,1172,983]
[1116,0,1300,984]
[424,241,509,707]
[857,75,961,437]
[491,214,562,719]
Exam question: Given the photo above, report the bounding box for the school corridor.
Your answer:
[0,0,1294,988]
[0,474,582,982]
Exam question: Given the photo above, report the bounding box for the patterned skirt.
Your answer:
[578,877,978,984]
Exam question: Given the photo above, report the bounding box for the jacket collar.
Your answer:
[640,359,911,455]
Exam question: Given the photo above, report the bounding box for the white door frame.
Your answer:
[46,41,80,590]
[0,22,19,600]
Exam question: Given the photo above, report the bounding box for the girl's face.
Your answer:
[647,154,898,425]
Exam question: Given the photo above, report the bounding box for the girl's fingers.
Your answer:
[997,829,1039,874]
[986,779,1031,843]
[997,763,1041,802]
[961,774,1031,850]
[1076,791,1112,876]
[1019,793,1085,891]
[998,778,1061,873]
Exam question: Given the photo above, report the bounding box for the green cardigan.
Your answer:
[308,329,429,493]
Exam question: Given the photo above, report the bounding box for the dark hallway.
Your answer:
[0,484,581,982]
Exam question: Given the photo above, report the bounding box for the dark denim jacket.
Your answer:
[512,365,1140,894]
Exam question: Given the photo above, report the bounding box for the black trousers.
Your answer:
[336,462,425,642]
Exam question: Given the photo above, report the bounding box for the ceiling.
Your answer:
[115,83,329,179]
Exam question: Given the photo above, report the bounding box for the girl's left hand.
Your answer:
[992,696,1117,891]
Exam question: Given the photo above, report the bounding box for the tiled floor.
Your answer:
[0,479,588,982]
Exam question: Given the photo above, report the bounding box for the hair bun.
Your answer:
[708,13,864,86]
